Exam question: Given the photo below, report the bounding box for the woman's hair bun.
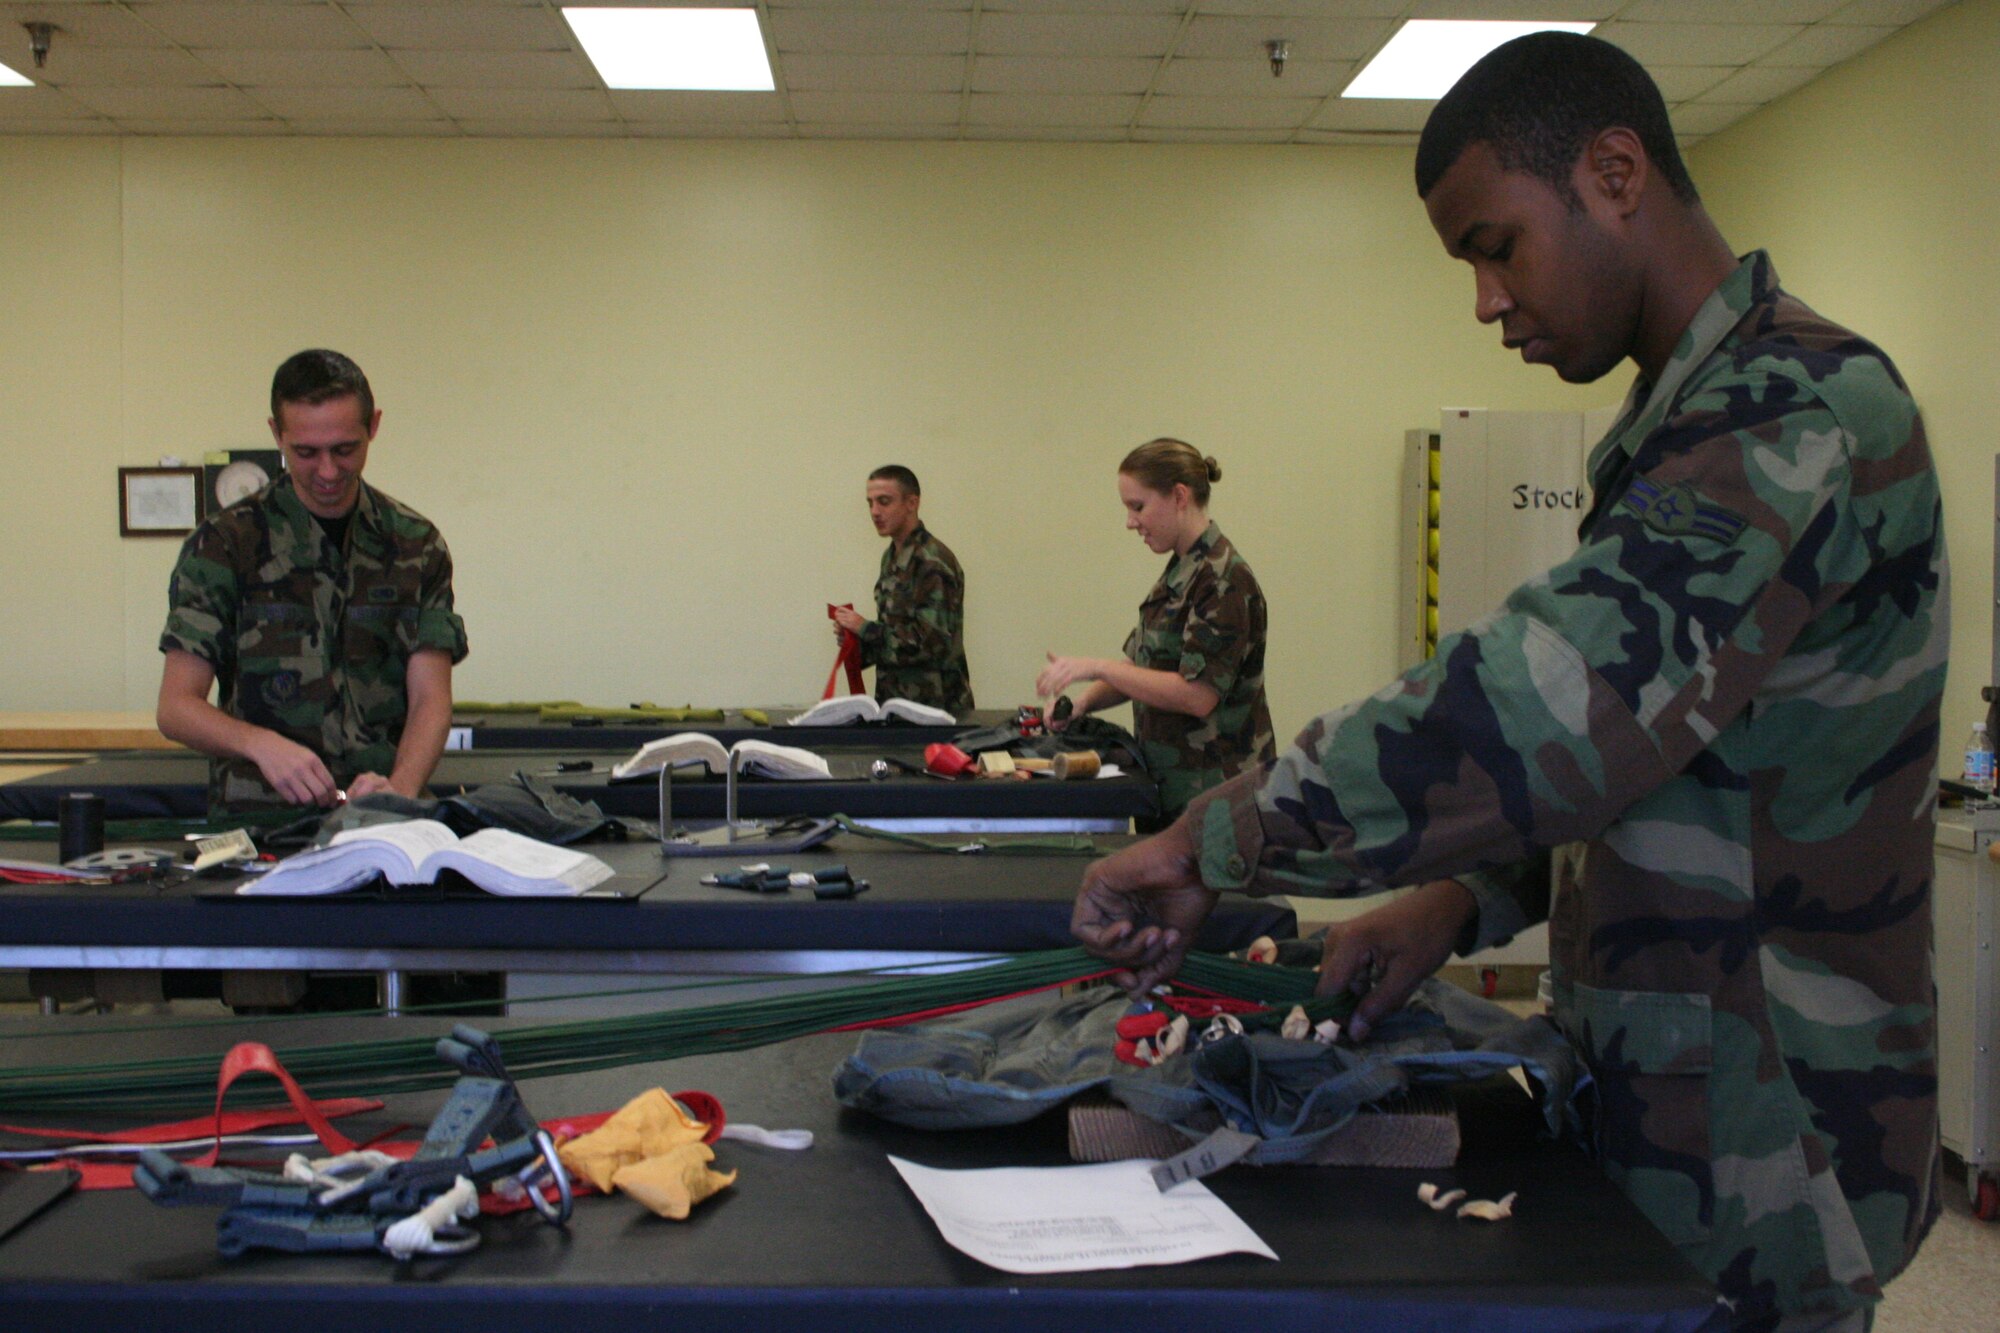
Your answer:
[1203,456,1222,483]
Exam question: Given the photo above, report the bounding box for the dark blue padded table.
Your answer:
[0,1018,1722,1333]
[0,835,1292,981]
[0,748,1159,828]
[451,705,1023,750]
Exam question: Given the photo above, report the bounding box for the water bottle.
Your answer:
[1964,722,1995,795]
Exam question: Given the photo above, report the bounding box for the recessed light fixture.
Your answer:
[563,7,774,91]
[0,59,31,87]
[1343,20,1596,100]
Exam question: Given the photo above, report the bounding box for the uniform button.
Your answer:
[1226,855,1247,878]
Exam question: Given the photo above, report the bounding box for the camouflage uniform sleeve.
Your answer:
[158,522,242,670]
[862,549,963,672]
[413,531,469,664]
[1176,565,1262,701]
[1453,856,1551,955]
[1188,362,1873,902]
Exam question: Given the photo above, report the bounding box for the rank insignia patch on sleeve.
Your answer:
[1620,478,1747,544]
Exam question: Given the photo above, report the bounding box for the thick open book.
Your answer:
[239,820,615,897]
[787,694,955,727]
[610,733,832,782]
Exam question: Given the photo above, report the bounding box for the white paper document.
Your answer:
[887,1155,1277,1275]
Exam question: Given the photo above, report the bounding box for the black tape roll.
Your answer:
[57,792,105,865]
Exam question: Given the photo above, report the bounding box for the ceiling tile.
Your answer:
[963,124,1127,142]
[780,53,965,93]
[1669,101,1759,134]
[1594,21,1802,65]
[1155,55,1349,98]
[1176,15,1396,63]
[0,117,118,133]
[606,90,789,122]
[457,118,625,138]
[290,118,459,137]
[1308,96,1432,132]
[1760,23,1896,64]
[976,13,1182,58]
[343,4,572,52]
[788,89,961,124]
[64,82,267,117]
[970,55,1156,95]
[197,47,411,88]
[796,122,955,140]
[29,45,214,87]
[112,117,288,134]
[769,9,973,55]
[1620,0,1845,21]
[393,49,597,88]
[1650,66,1735,101]
[426,86,615,120]
[253,85,438,119]
[0,3,176,49]
[1138,95,1315,130]
[1407,0,1619,17]
[630,121,796,138]
[1826,0,1954,20]
[981,0,1185,13]
[129,4,370,51]
[965,91,1139,126]
[0,84,104,119]
[1294,128,1419,145]
[1130,126,1294,143]
[1696,62,1822,102]
[1203,1,1406,16]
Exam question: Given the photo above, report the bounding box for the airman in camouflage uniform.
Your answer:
[157,349,467,814]
[1123,521,1276,820]
[835,465,974,715]
[1073,35,1941,1330]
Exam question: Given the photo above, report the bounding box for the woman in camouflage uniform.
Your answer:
[1037,439,1275,830]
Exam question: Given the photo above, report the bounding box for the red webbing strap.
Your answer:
[824,604,866,699]
[195,1042,361,1165]
[0,1099,382,1146]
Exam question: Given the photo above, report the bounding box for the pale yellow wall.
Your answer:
[1691,0,1999,758]
[1,135,1600,740]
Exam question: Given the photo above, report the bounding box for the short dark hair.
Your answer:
[271,349,374,424]
[869,464,920,496]
[1415,32,1698,208]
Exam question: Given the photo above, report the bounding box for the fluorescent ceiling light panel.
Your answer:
[1344,20,1596,100]
[564,7,773,91]
[0,60,31,87]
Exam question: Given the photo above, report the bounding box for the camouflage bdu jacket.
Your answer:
[160,475,470,812]
[1124,521,1276,822]
[860,522,974,715]
[1186,253,1944,1323]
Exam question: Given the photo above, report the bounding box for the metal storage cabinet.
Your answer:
[1933,808,2000,1217]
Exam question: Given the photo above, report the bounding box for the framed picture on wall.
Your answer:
[118,466,204,537]
[203,449,285,514]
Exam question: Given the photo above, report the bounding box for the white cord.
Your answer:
[380,1175,481,1260]
[718,1123,814,1151]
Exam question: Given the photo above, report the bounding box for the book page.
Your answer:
[238,821,455,896]
[328,819,460,863]
[732,739,832,780]
[786,694,880,726]
[880,698,956,725]
[426,828,615,896]
[611,732,730,781]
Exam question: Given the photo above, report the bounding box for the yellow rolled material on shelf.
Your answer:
[1428,488,1440,524]
[1428,449,1441,485]
[1426,566,1438,602]
[1428,527,1440,563]
[1427,606,1439,640]
[1052,751,1101,781]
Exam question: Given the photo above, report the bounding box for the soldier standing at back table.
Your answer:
[157,349,468,813]
[1069,34,1943,1332]
[832,464,975,716]
[1038,438,1275,831]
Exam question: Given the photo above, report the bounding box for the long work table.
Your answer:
[0,835,1294,992]
[0,1017,1722,1332]
[0,747,1160,829]
[451,704,1025,751]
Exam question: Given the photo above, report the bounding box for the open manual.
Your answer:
[786,694,955,727]
[238,820,615,897]
[610,733,831,782]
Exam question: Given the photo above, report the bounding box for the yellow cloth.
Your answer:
[556,1088,735,1218]
[612,1143,737,1220]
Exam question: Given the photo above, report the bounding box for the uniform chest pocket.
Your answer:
[239,597,315,655]
[1568,983,1714,1247]
[346,603,420,653]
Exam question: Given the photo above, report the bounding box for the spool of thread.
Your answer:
[1052,751,1100,781]
[58,792,106,865]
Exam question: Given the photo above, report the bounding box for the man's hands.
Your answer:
[346,772,406,800]
[1315,879,1477,1041]
[831,606,869,636]
[1071,816,1218,994]
[246,732,341,807]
